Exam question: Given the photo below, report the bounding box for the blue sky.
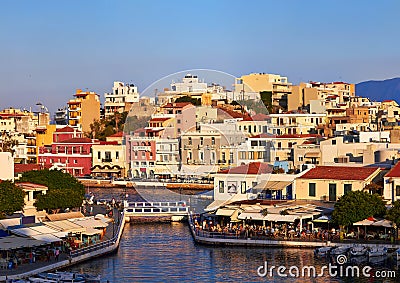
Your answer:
[1,0,400,114]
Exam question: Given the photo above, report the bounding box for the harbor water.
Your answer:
[64,222,399,282]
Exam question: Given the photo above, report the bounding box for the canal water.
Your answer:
[64,222,398,283]
[71,187,398,282]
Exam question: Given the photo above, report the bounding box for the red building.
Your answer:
[38,126,99,176]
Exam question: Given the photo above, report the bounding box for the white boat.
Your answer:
[350,245,368,256]
[330,246,350,256]
[36,272,85,282]
[368,247,388,257]
[314,246,331,256]
[394,248,400,261]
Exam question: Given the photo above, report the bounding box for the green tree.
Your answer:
[18,169,85,213]
[0,132,18,155]
[260,91,273,113]
[174,96,200,106]
[386,200,400,226]
[332,190,386,227]
[0,181,25,218]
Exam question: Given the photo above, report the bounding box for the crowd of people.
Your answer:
[193,217,391,242]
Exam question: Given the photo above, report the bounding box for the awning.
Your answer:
[47,212,84,221]
[238,212,264,221]
[304,152,320,158]
[205,200,229,212]
[0,218,21,229]
[43,220,86,233]
[83,228,103,236]
[216,208,237,217]
[30,225,60,234]
[70,218,108,228]
[10,227,41,237]
[32,234,62,243]
[254,180,292,190]
[0,236,47,250]
[264,214,299,222]
[371,219,393,228]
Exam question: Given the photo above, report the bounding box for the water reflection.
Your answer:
[65,223,398,282]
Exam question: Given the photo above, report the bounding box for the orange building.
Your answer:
[67,89,100,133]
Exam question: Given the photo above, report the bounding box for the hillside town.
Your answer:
[1,72,400,205]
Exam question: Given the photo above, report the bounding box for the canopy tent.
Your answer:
[0,236,47,250]
[238,212,265,221]
[371,219,393,228]
[43,220,86,233]
[254,180,292,190]
[70,218,108,228]
[10,227,41,237]
[215,208,237,217]
[32,234,62,243]
[82,228,103,236]
[353,218,376,226]
[0,218,21,229]
[313,215,331,223]
[264,214,299,223]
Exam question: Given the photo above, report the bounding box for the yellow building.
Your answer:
[235,73,292,110]
[35,124,57,161]
[296,166,380,201]
[68,89,100,133]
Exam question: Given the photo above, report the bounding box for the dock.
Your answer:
[188,213,400,250]
[0,210,126,281]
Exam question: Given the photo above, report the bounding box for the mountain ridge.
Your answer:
[356,77,400,102]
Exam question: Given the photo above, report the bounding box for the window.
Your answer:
[219,181,224,193]
[344,184,352,194]
[258,151,265,159]
[98,152,101,160]
[332,140,336,145]
[200,137,203,145]
[74,160,77,164]
[241,181,247,194]
[309,183,316,197]
[299,156,303,161]
[177,119,181,124]
[188,137,192,145]
[116,151,119,159]
[229,152,234,164]
[396,185,400,196]
[239,152,246,159]
[211,137,215,145]
[249,151,254,159]
[251,141,258,147]
[105,151,111,160]
[277,142,282,149]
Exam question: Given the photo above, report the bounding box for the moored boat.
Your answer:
[330,246,350,256]
[314,246,331,257]
[350,245,368,256]
[368,247,388,257]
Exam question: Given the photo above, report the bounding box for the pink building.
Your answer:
[38,126,99,176]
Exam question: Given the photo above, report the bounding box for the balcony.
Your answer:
[132,146,151,151]
[102,158,113,163]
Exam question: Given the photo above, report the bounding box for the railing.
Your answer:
[126,201,186,207]
[70,211,125,259]
[125,206,188,214]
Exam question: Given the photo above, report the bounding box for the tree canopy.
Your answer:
[332,190,386,227]
[0,181,25,218]
[386,200,400,227]
[18,169,85,213]
[174,96,201,106]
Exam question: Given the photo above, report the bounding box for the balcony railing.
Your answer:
[102,158,113,162]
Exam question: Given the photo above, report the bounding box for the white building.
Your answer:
[0,152,14,181]
[104,81,140,117]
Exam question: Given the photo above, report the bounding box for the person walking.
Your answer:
[55,248,60,261]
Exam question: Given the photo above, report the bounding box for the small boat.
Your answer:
[36,272,85,282]
[350,245,368,256]
[330,246,350,256]
[350,255,368,264]
[28,278,58,283]
[368,247,388,257]
[394,248,400,260]
[314,246,331,256]
[368,255,387,264]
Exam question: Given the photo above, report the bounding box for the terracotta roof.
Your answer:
[250,113,270,121]
[250,134,321,139]
[219,162,273,175]
[56,126,75,132]
[14,164,50,173]
[149,117,171,122]
[299,166,380,180]
[58,137,94,143]
[162,102,192,108]
[109,132,123,137]
[385,162,400,178]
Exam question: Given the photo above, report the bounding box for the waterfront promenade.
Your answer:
[0,208,125,281]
